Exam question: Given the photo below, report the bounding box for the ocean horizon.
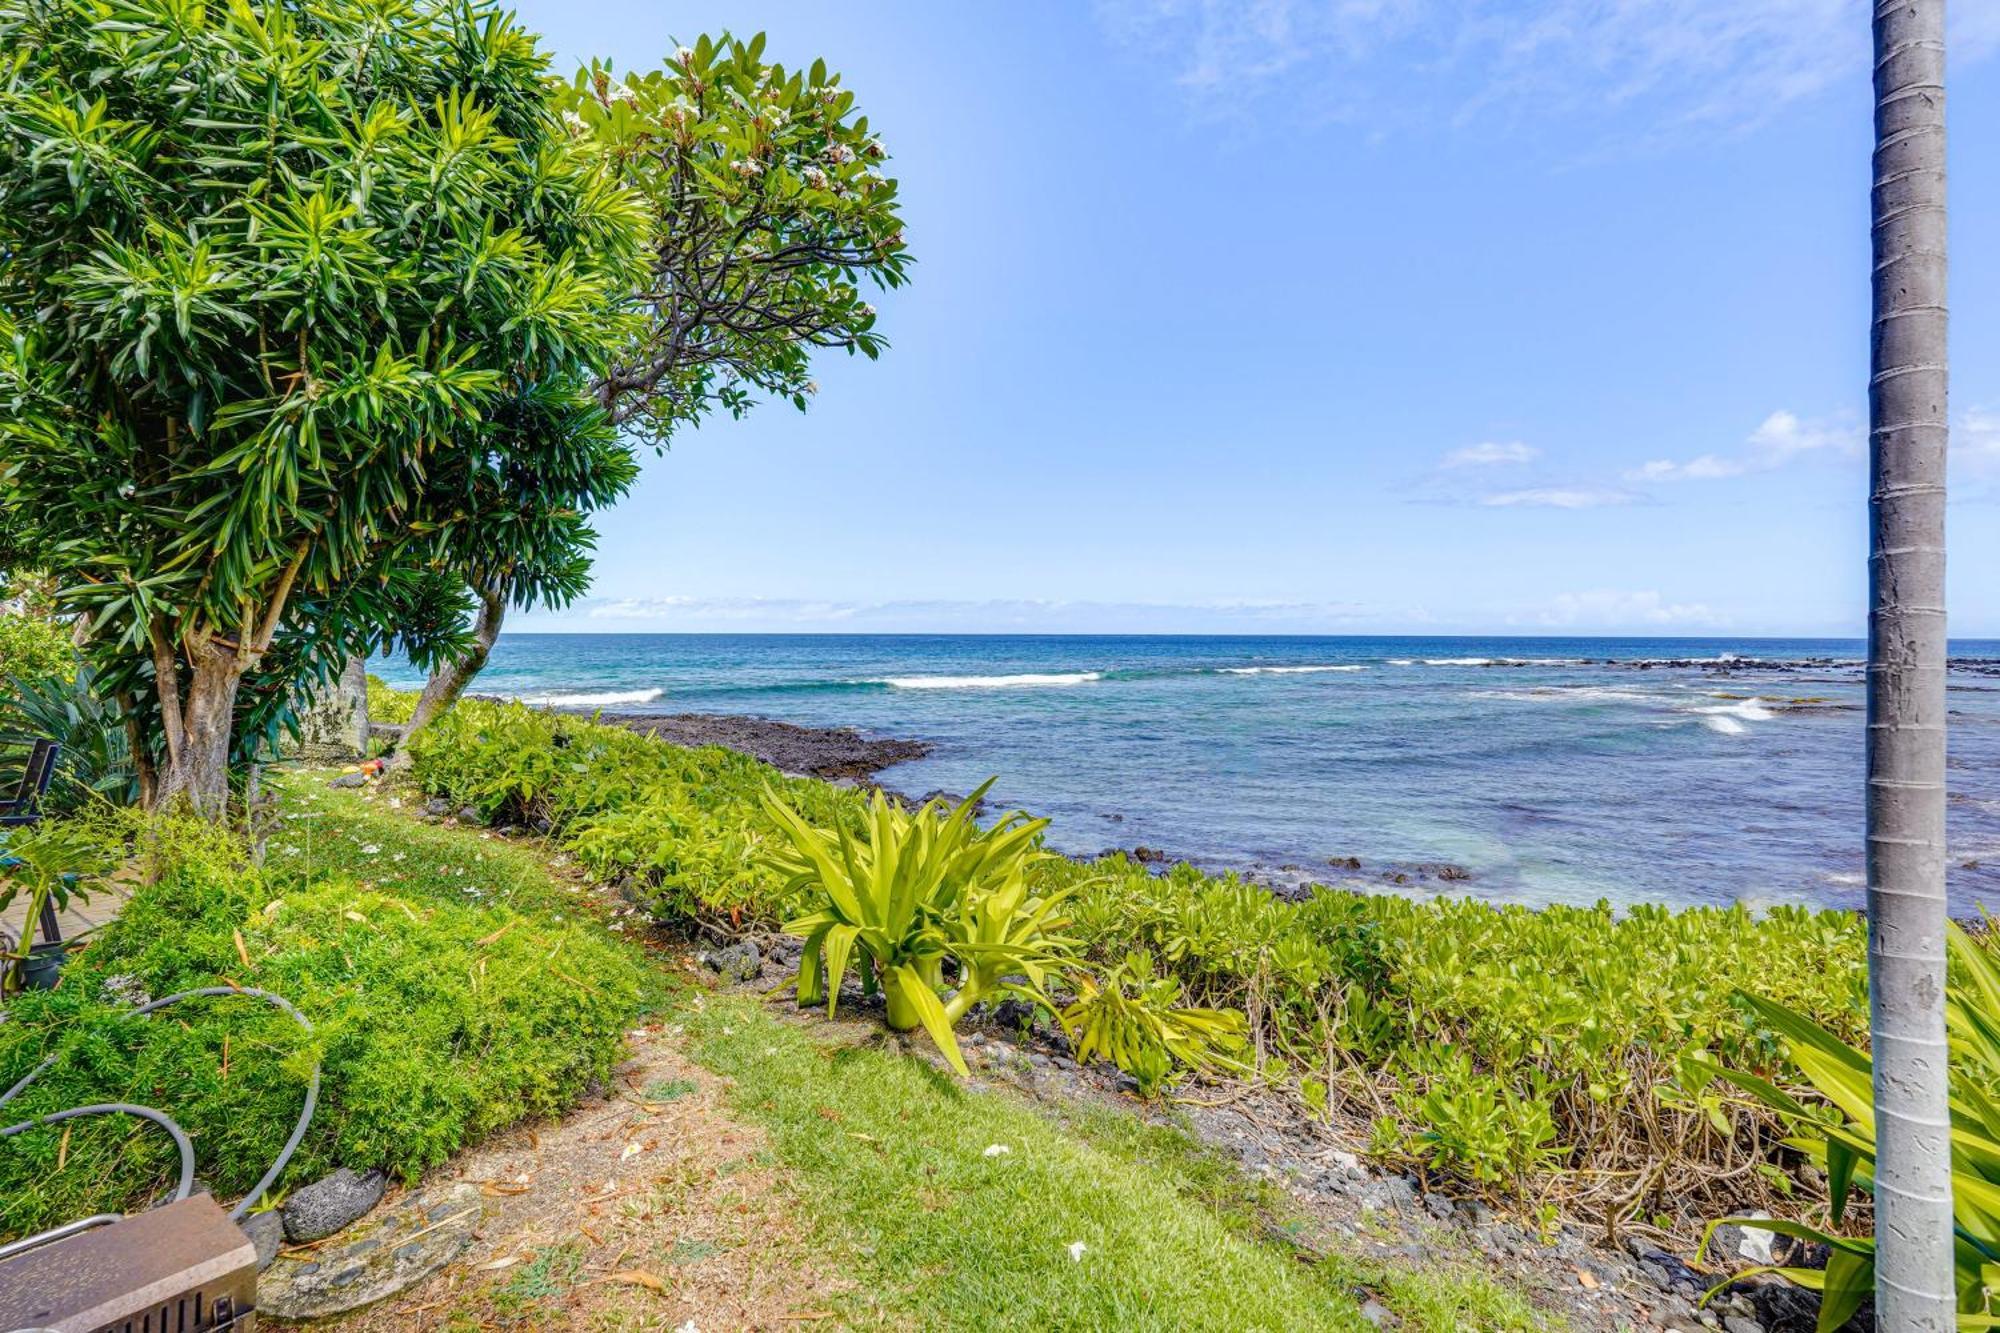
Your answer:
[374,633,2000,915]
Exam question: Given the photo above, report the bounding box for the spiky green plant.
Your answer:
[1060,950,1248,1096]
[1704,922,2000,1329]
[761,779,1073,1073]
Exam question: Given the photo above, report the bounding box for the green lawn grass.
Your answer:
[684,995,1554,1332]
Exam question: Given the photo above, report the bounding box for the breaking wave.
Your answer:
[1218,665,1367,675]
[877,672,1103,689]
[513,687,665,708]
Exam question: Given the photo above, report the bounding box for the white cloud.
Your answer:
[1478,486,1636,509]
[1442,440,1539,468]
[1627,409,1860,482]
[1093,0,1994,138]
[1523,589,1724,629]
[1957,407,2000,470]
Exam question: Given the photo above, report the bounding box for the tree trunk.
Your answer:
[400,582,508,746]
[1866,0,1953,1325]
[154,638,244,820]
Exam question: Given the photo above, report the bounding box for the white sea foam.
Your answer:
[1387,659,1415,666]
[1219,665,1366,675]
[878,672,1102,689]
[1469,686,1657,705]
[1691,698,1775,727]
[1424,656,1584,667]
[513,687,664,708]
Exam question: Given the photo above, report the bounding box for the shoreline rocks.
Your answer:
[583,710,931,781]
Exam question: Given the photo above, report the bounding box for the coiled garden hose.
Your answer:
[0,985,320,1223]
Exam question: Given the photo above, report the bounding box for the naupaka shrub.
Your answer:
[396,689,1871,1221]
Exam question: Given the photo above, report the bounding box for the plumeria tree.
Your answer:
[399,32,911,739]
[0,0,645,814]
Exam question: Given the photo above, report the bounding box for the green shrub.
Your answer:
[0,814,647,1239]
[0,612,75,682]
[366,674,418,726]
[408,697,857,930]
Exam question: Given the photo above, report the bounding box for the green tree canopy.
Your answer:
[398,32,911,740]
[0,0,645,812]
[564,34,911,441]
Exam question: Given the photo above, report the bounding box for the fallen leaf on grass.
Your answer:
[1576,1269,1599,1289]
[604,1268,668,1292]
[479,1182,531,1197]
[479,1254,524,1271]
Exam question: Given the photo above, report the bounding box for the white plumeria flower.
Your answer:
[982,1144,1011,1158]
[1067,1241,1087,1262]
[675,46,694,66]
[359,845,380,856]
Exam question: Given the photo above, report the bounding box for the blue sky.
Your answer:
[512,0,2000,637]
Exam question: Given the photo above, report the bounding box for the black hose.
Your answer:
[0,985,319,1221]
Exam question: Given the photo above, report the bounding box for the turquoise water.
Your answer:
[374,634,2000,913]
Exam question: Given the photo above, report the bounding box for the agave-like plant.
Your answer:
[761,779,1075,1073]
[0,668,137,810]
[1704,922,2000,1330]
[1060,950,1248,1096]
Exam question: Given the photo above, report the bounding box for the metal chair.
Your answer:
[0,738,59,827]
[0,738,63,949]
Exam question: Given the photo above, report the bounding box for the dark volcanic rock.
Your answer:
[239,1210,285,1271]
[701,941,762,983]
[595,712,929,781]
[282,1167,387,1242]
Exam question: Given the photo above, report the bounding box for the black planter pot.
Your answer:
[20,940,66,990]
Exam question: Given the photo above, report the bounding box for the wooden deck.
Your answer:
[1,873,136,952]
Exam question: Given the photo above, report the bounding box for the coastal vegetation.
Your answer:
[400,689,1874,1237]
[0,795,650,1238]
[0,766,1547,1330]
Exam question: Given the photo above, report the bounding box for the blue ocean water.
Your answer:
[373,635,2000,913]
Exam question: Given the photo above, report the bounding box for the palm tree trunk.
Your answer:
[399,581,508,746]
[1866,0,1953,1324]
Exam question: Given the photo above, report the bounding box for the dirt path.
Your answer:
[324,1021,850,1331]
